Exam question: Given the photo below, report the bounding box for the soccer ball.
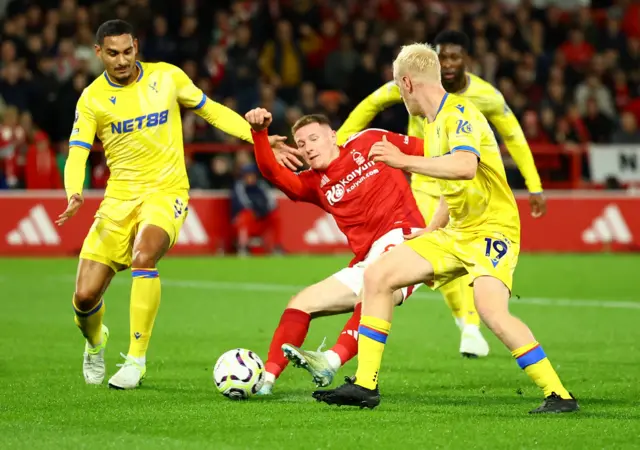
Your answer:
[213,348,265,400]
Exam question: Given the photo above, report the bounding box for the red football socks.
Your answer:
[329,302,362,365]
[264,308,311,378]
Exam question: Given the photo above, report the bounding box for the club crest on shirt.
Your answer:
[74,110,79,123]
[351,150,366,165]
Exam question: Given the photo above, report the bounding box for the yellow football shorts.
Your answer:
[405,228,520,292]
[79,191,189,271]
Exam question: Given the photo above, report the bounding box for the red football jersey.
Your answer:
[252,128,425,264]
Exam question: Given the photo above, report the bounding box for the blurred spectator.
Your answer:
[231,163,282,256]
[560,29,595,69]
[144,16,177,63]
[90,153,109,189]
[522,110,551,144]
[210,155,234,190]
[186,153,210,190]
[575,75,615,118]
[583,98,614,143]
[259,20,305,103]
[0,63,30,112]
[225,24,260,113]
[25,131,61,190]
[611,112,640,144]
[324,35,359,91]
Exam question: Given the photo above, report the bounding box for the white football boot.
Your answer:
[83,324,109,384]
[282,341,340,387]
[108,353,147,390]
[459,323,490,358]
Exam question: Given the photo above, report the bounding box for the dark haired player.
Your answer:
[57,20,290,390]
[315,30,547,361]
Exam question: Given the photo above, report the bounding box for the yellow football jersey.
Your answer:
[425,93,520,243]
[70,61,205,200]
[337,73,542,194]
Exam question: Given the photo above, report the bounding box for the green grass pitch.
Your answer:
[1,254,639,449]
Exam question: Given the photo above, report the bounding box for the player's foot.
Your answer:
[83,324,109,385]
[108,353,146,390]
[459,324,490,358]
[255,371,276,395]
[312,376,380,409]
[282,342,337,387]
[529,393,579,414]
[256,382,273,395]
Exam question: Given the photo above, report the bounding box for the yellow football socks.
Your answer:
[355,315,391,390]
[128,268,161,359]
[73,296,105,346]
[512,341,571,399]
[440,276,480,327]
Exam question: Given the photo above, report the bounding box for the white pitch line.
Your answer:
[85,276,638,310]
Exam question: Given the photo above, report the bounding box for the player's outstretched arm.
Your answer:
[488,97,547,217]
[56,146,88,226]
[245,108,315,202]
[336,82,402,145]
[57,90,96,226]
[169,64,301,161]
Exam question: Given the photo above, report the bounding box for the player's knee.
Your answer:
[74,287,102,311]
[131,249,158,268]
[363,263,394,295]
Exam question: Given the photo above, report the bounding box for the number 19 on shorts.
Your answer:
[484,237,508,268]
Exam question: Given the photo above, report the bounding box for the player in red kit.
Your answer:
[245,108,425,395]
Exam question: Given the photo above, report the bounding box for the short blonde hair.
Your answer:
[393,43,440,82]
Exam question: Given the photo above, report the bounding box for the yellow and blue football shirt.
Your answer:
[68,60,253,200]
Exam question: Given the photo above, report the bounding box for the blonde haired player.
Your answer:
[313,43,578,414]
[332,30,547,359]
[57,20,290,390]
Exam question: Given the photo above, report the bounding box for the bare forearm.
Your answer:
[400,153,476,180]
[426,196,450,230]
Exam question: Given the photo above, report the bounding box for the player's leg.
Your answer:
[473,276,578,413]
[108,223,169,389]
[233,209,255,256]
[259,275,360,394]
[108,193,187,390]
[282,230,414,388]
[75,206,134,385]
[314,243,437,408]
[413,187,489,357]
[73,257,115,384]
[441,276,489,358]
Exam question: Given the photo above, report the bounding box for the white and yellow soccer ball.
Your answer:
[213,348,265,400]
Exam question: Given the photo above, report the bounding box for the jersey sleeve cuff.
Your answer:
[69,140,92,150]
[451,145,480,157]
[189,93,207,110]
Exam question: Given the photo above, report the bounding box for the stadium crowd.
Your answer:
[0,0,639,190]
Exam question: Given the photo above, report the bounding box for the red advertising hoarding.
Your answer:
[0,191,638,256]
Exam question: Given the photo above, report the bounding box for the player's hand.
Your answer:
[529,192,547,218]
[56,194,84,226]
[369,135,406,169]
[403,228,428,240]
[268,135,304,170]
[245,108,272,132]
